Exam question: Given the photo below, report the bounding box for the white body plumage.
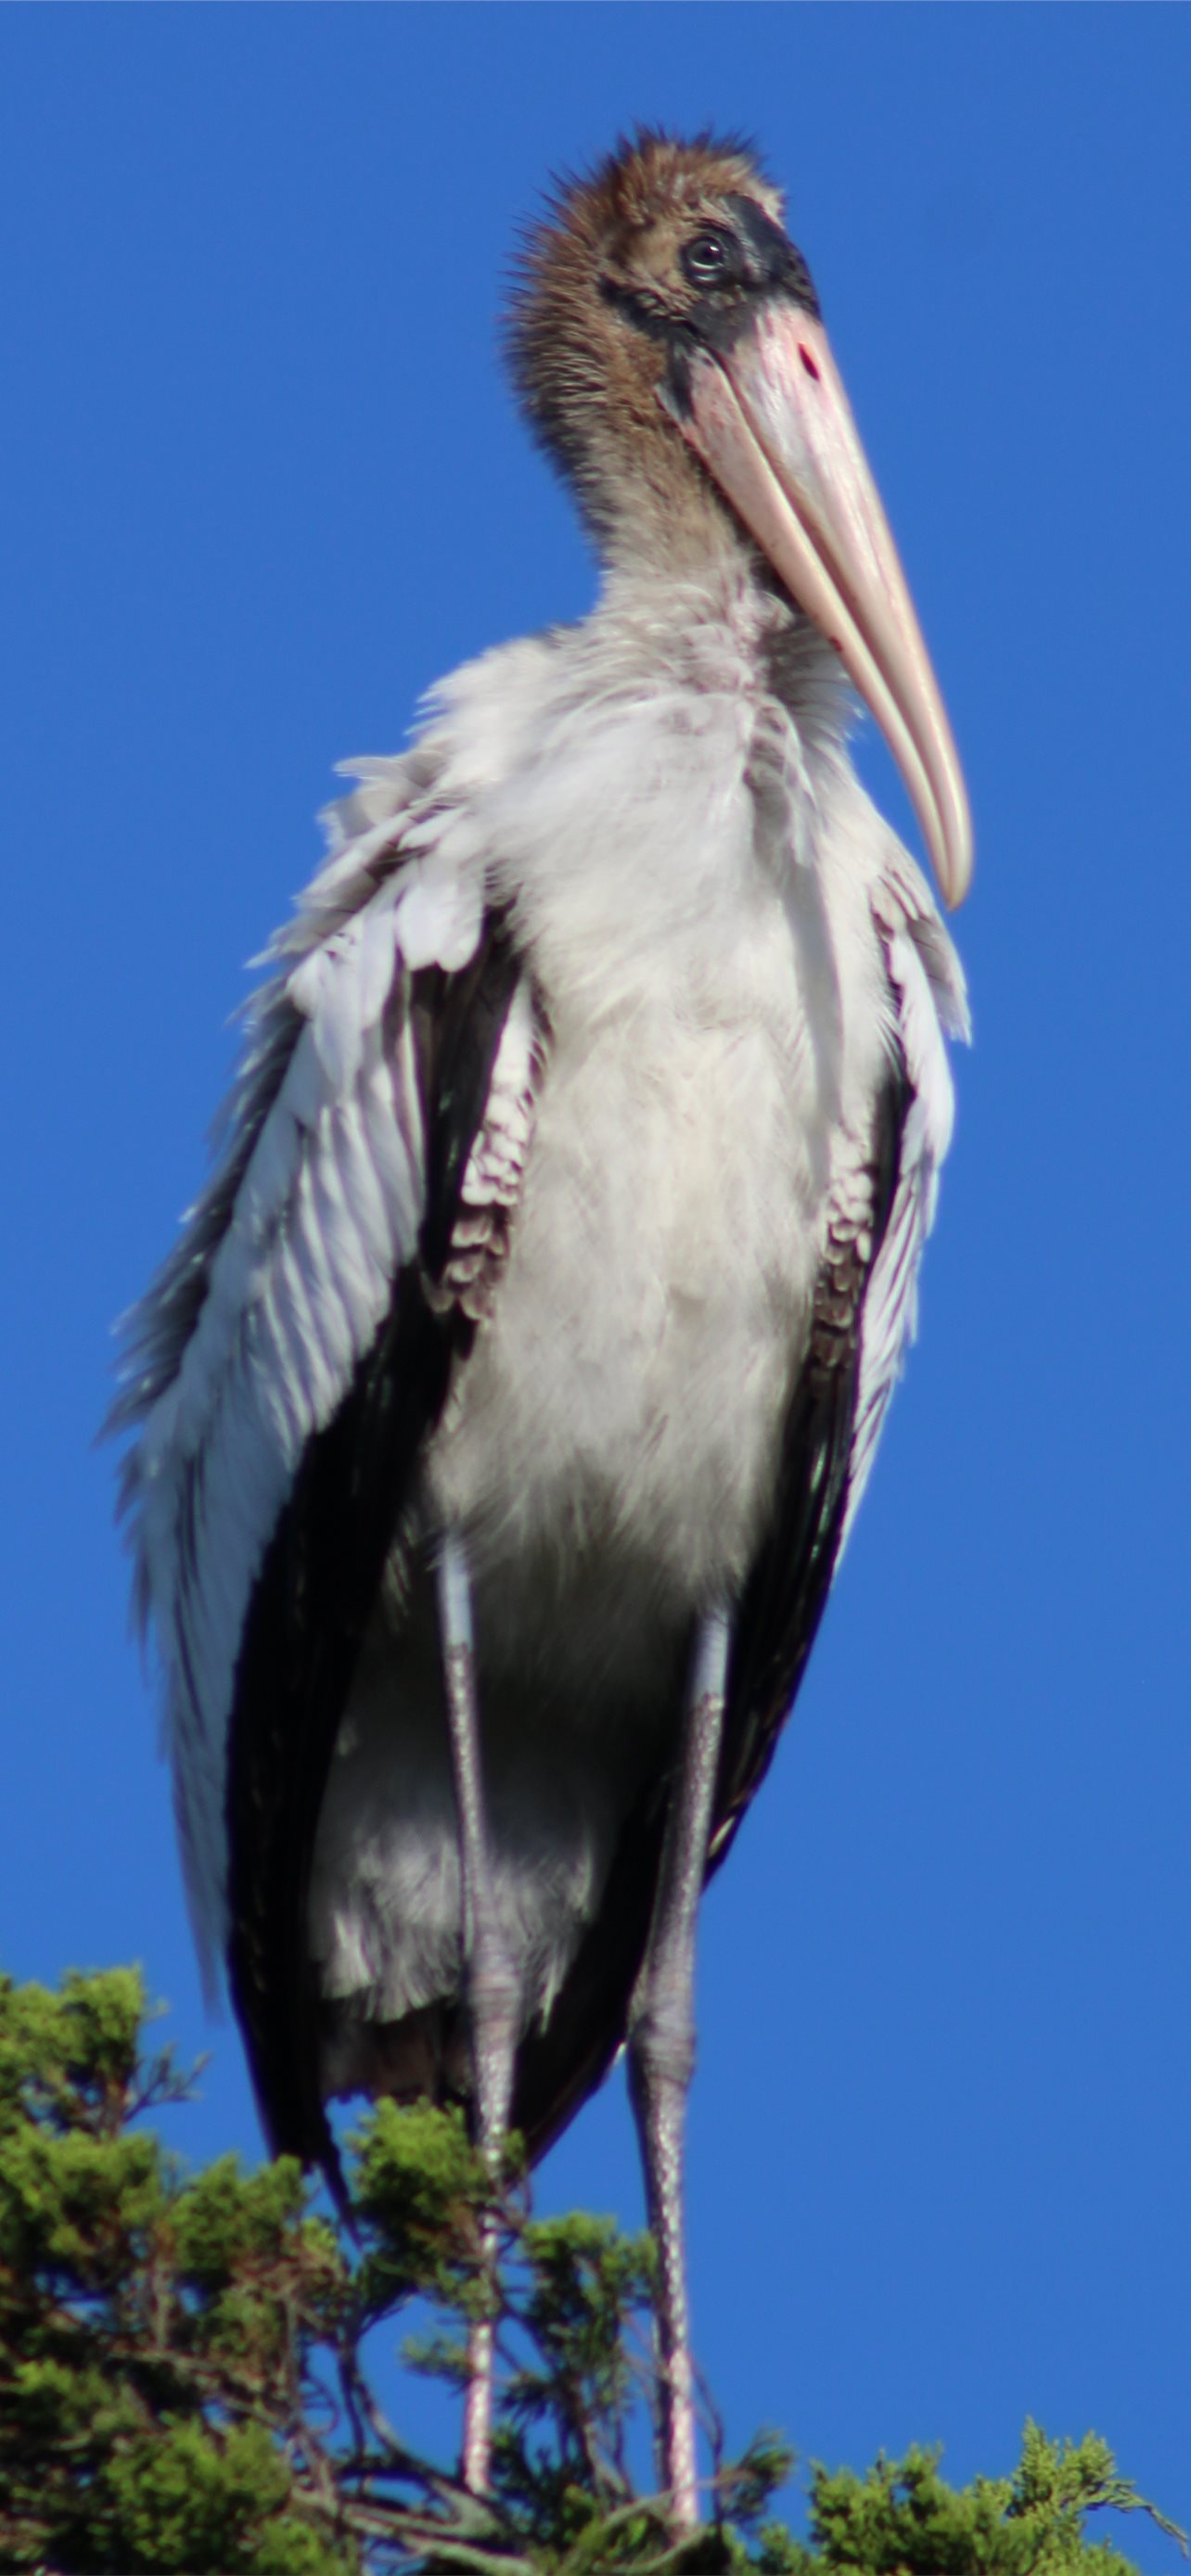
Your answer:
[120,566,967,2085]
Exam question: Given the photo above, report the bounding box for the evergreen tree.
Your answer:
[0,1968,1181,2576]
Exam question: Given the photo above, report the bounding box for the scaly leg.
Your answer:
[628,1609,730,2533]
[438,1531,521,2495]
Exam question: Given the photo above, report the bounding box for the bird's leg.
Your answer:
[628,1609,730,2533]
[438,1530,520,2497]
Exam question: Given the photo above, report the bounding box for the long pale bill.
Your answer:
[680,306,973,909]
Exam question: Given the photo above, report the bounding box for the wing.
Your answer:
[841,843,971,1545]
[508,848,967,2160]
[711,839,970,1869]
[114,749,536,2170]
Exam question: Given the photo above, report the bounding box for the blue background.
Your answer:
[1,3,1187,2551]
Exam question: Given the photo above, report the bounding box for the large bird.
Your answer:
[116,131,971,2525]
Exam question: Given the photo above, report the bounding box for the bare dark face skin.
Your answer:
[597,188,820,360]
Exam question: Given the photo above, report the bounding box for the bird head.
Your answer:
[508,130,972,908]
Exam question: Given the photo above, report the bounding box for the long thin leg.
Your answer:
[438,1530,521,2496]
[627,1609,730,2532]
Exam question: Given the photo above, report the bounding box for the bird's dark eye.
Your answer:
[681,229,737,291]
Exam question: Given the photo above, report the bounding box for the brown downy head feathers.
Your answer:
[506,130,797,569]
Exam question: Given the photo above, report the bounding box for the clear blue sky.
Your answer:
[1,2,1188,2549]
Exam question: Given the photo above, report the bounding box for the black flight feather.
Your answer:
[224,923,521,2193]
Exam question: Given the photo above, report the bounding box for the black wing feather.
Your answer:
[225,925,520,2185]
[711,1053,910,1873]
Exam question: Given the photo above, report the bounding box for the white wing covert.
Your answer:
[114,754,489,1979]
[845,840,970,1539]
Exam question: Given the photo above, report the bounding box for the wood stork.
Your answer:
[115,131,971,2525]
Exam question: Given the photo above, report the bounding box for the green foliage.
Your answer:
[0,1967,1183,2576]
[0,1970,352,2574]
[351,2097,497,2318]
[758,2428,1187,2576]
